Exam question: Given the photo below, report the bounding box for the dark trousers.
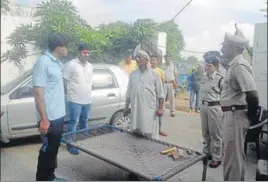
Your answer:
[36,117,64,181]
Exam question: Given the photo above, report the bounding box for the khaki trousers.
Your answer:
[222,110,249,181]
[200,105,223,161]
[164,83,175,114]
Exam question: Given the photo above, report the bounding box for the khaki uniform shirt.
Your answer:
[220,55,257,107]
[162,63,178,82]
[200,71,224,102]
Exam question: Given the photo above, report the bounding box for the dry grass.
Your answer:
[165,91,199,115]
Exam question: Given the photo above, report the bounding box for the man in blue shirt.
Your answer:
[32,32,69,181]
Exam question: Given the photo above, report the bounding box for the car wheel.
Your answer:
[110,111,131,131]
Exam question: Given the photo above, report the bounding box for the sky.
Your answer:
[17,0,267,60]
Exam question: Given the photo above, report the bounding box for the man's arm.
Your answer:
[32,60,48,120]
[234,64,259,119]
[62,61,74,94]
[125,75,132,111]
[174,65,179,86]
[155,73,165,109]
[34,87,48,120]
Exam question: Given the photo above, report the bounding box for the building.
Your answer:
[1,1,39,86]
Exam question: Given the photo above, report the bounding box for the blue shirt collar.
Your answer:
[44,50,58,62]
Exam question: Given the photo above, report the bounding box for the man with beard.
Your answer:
[124,50,165,139]
[63,43,93,155]
[220,32,259,181]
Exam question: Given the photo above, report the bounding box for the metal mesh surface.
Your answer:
[61,124,206,181]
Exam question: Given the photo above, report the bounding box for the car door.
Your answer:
[90,68,121,124]
[7,79,39,136]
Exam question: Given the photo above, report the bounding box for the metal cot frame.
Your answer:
[61,124,208,181]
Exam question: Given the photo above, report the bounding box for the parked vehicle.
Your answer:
[1,63,130,142]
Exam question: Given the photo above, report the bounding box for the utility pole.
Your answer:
[171,0,193,21]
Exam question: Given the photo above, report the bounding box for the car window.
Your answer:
[92,69,117,90]
[10,80,34,100]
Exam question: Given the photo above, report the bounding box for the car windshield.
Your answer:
[1,70,32,95]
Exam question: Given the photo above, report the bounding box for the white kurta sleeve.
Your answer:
[126,75,132,100]
[155,73,165,99]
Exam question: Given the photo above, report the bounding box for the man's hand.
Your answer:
[123,108,130,117]
[172,81,179,89]
[39,118,50,134]
[156,108,164,117]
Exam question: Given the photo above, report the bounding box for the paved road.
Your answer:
[1,112,259,181]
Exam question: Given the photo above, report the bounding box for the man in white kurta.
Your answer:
[124,50,165,139]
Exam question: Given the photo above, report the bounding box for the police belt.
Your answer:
[201,100,220,106]
[221,105,248,112]
[164,80,174,83]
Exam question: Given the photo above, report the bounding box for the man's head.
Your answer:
[150,54,160,69]
[164,54,172,64]
[78,43,90,63]
[204,56,220,74]
[48,32,69,59]
[220,32,248,61]
[125,55,132,64]
[135,50,150,70]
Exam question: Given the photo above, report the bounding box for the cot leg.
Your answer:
[202,156,208,181]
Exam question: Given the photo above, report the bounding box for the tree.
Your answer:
[186,56,199,64]
[157,20,185,58]
[97,19,158,62]
[98,21,137,62]
[2,0,186,66]
[2,0,109,66]
[1,0,10,13]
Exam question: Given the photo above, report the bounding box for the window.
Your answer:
[10,80,34,100]
[92,69,117,90]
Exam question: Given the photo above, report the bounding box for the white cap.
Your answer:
[222,32,249,48]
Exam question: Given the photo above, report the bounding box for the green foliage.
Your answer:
[186,56,199,64]
[157,20,185,58]
[2,0,109,65]
[2,0,185,66]
[1,0,10,13]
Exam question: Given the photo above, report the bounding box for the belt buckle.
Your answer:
[203,101,208,107]
[231,106,236,112]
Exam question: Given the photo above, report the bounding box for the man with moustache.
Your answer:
[63,43,93,155]
[220,32,259,181]
[124,50,165,140]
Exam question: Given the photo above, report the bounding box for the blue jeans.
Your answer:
[68,102,92,133]
[190,89,200,109]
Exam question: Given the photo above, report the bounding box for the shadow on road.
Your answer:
[1,136,41,148]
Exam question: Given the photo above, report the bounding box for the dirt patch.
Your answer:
[165,92,199,115]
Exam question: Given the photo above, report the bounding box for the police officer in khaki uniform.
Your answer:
[162,54,179,117]
[200,51,224,168]
[220,32,259,181]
